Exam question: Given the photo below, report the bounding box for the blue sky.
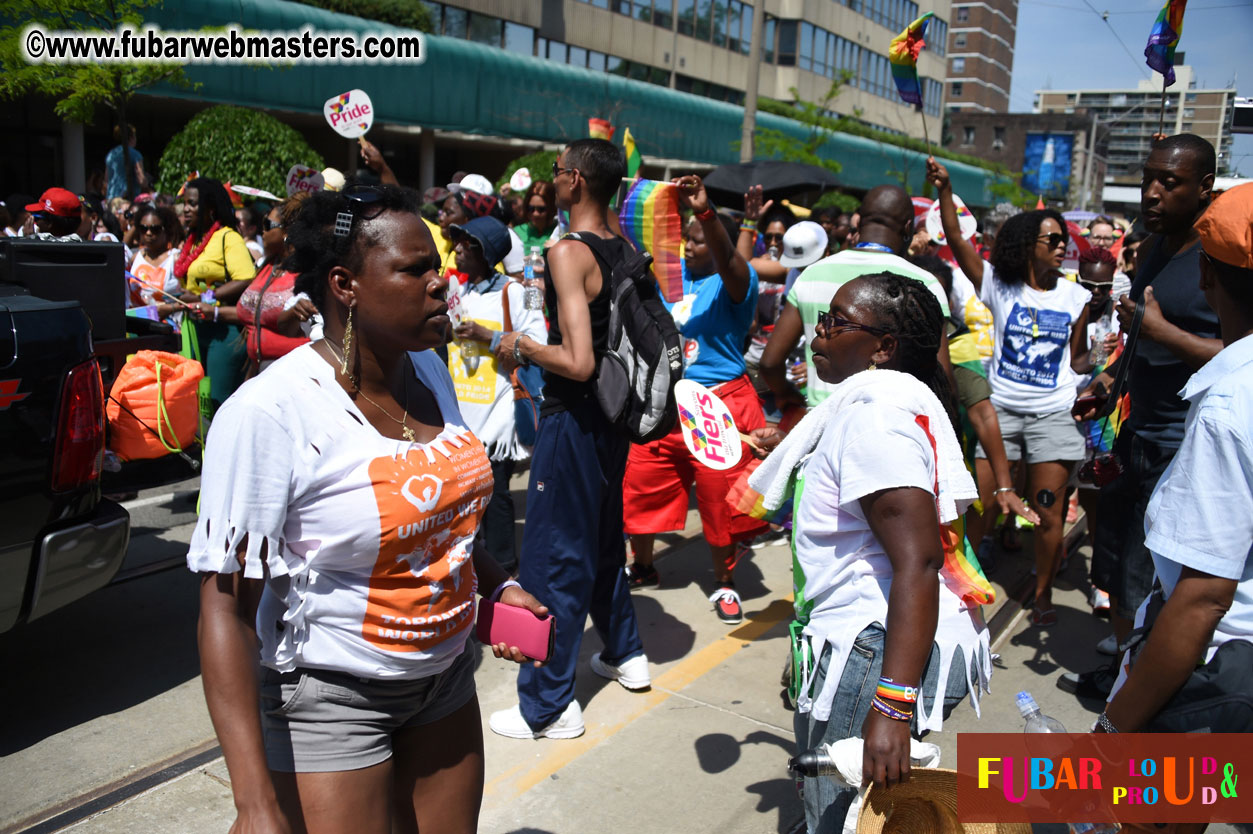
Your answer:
[1006,0,1253,176]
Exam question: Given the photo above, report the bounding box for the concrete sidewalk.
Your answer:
[47,503,1243,834]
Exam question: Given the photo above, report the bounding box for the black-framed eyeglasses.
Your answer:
[527,203,551,213]
[551,161,578,179]
[137,223,163,235]
[815,311,889,338]
[262,217,281,232]
[1037,232,1067,250]
[334,185,387,238]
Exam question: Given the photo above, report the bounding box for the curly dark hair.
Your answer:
[990,208,1067,284]
[285,185,423,311]
[857,271,959,434]
[1079,246,1117,268]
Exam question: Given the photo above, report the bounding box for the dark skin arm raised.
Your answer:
[926,158,987,294]
[859,486,946,791]
[759,302,807,408]
[1102,567,1235,732]
[674,175,752,303]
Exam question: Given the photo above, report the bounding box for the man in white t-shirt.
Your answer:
[760,185,953,408]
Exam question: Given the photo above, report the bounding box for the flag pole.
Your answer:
[919,104,933,158]
[1158,85,1167,138]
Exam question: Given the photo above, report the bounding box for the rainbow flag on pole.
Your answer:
[889,12,933,110]
[588,117,615,141]
[618,179,684,302]
[1145,0,1187,87]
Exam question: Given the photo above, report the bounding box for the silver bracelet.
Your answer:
[491,579,521,602]
[513,335,528,366]
[992,487,1015,496]
[1096,712,1119,733]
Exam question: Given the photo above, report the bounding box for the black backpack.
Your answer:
[567,233,683,443]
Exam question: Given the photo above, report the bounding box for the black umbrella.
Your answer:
[701,160,842,209]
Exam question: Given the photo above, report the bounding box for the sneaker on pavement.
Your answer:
[709,586,743,624]
[752,529,789,549]
[624,562,659,589]
[488,701,584,740]
[590,652,651,690]
[1057,663,1118,699]
[1095,633,1120,656]
[1089,587,1111,613]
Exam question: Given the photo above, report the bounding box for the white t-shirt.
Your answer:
[792,398,990,729]
[186,345,494,680]
[979,272,1090,414]
[128,248,181,307]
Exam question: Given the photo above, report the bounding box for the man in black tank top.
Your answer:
[491,140,650,740]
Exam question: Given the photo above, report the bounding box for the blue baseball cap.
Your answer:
[450,216,511,268]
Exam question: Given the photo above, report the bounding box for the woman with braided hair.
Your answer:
[743,271,992,833]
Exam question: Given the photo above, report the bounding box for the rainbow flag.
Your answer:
[1145,0,1187,87]
[623,127,642,180]
[728,461,793,527]
[588,117,615,141]
[888,12,933,110]
[618,179,684,302]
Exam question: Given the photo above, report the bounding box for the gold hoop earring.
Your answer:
[341,304,355,380]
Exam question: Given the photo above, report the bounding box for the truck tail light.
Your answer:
[51,358,105,492]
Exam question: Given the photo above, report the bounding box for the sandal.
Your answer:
[1029,606,1058,627]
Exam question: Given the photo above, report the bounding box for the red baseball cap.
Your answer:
[26,188,82,218]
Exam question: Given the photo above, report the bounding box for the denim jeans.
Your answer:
[792,623,972,834]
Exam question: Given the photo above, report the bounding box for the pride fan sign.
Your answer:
[323,89,375,139]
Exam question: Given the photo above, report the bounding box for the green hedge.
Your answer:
[155,105,325,198]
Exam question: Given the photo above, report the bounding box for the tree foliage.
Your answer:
[753,79,847,179]
[0,0,191,196]
[497,149,559,192]
[155,105,325,198]
[295,0,433,31]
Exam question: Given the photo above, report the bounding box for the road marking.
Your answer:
[119,492,179,511]
[483,596,794,800]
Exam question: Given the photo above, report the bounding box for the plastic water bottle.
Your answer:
[1090,312,1113,367]
[1017,691,1066,733]
[1017,693,1120,833]
[523,246,545,311]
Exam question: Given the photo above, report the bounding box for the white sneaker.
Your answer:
[1090,587,1111,612]
[1096,633,1120,656]
[488,701,585,739]
[590,652,652,690]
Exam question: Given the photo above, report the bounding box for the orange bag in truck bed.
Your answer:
[106,350,204,461]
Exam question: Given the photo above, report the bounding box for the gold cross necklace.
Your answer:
[322,339,417,442]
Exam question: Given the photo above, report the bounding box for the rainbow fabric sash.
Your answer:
[618,179,685,302]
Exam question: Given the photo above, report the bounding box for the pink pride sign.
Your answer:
[323,88,375,139]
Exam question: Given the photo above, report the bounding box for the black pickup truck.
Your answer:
[0,238,189,633]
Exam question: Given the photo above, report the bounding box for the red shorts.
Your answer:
[623,374,769,547]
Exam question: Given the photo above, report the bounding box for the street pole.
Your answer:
[739,4,765,163]
[1081,113,1099,212]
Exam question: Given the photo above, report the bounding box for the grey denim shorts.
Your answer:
[260,642,477,772]
[975,405,1086,464]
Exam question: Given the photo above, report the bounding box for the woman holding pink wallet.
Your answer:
[189,185,546,834]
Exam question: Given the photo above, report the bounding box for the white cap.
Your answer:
[777,221,829,268]
[448,173,494,196]
[321,167,345,192]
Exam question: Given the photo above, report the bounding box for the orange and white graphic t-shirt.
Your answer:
[187,345,493,680]
[128,248,180,308]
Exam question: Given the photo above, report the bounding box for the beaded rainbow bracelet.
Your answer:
[876,677,919,704]
[871,697,913,722]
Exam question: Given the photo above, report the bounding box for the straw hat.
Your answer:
[856,768,1030,834]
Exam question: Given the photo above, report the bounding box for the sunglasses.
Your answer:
[551,161,578,179]
[1037,232,1067,250]
[262,217,281,231]
[137,223,163,235]
[815,311,888,338]
[527,204,551,213]
[1079,280,1113,292]
[334,185,387,239]
[762,232,785,243]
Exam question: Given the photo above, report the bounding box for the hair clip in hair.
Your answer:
[334,211,353,238]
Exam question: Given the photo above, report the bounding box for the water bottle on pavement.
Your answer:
[1017,691,1066,733]
[1017,693,1121,833]
[523,246,545,311]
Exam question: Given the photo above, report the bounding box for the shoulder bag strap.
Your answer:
[1097,299,1144,418]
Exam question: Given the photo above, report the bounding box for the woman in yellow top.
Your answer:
[176,177,257,417]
